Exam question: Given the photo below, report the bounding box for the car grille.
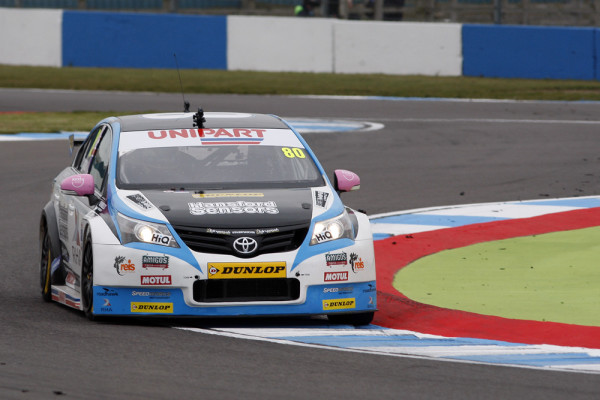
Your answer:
[193,278,300,302]
[171,223,310,257]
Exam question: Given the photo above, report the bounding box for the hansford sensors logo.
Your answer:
[188,201,279,216]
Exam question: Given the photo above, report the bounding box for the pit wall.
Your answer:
[0,7,598,80]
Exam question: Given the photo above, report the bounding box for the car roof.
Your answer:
[115,112,289,132]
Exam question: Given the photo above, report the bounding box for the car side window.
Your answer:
[89,129,112,194]
[74,126,104,173]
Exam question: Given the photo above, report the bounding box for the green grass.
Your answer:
[3,64,600,133]
[4,64,600,99]
[0,111,126,134]
[394,227,600,326]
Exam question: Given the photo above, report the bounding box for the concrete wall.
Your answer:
[333,21,462,76]
[228,17,462,76]
[2,8,600,80]
[228,16,333,73]
[0,9,62,67]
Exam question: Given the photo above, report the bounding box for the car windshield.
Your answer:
[117,145,324,190]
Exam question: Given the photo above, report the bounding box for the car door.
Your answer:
[58,125,112,290]
[54,125,102,272]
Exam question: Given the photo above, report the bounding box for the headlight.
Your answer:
[116,213,179,248]
[310,210,355,245]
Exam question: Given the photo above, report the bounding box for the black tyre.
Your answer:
[81,237,95,320]
[328,312,375,326]
[39,226,52,302]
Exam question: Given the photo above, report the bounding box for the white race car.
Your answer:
[39,110,376,325]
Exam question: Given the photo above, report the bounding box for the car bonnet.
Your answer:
[138,188,313,229]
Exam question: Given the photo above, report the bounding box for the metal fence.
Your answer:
[1,0,598,25]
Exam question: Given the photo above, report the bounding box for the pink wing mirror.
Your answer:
[60,174,95,196]
[334,169,360,192]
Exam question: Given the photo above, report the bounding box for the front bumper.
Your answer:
[91,235,377,317]
[93,280,377,316]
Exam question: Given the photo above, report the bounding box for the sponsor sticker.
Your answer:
[58,204,68,241]
[140,275,172,285]
[65,271,77,286]
[131,302,173,313]
[205,227,280,236]
[349,252,365,273]
[324,271,349,282]
[126,194,153,210]
[363,283,377,293]
[256,228,280,235]
[114,256,135,275]
[199,128,265,145]
[323,286,353,294]
[207,228,234,235]
[188,201,279,216]
[142,255,169,269]
[193,192,264,198]
[132,290,171,299]
[313,231,333,244]
[325,251,347,266]
[70,245,82,267]
[119,128,305,153]
[71,175,85,188]
[314,191,329,208]
[98,288,118,297]
[146,128,266,145]
[208,262,286,279]
[323,298,356,311]
[148,233,172,246]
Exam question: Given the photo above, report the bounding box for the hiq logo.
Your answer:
[314,231,333,243]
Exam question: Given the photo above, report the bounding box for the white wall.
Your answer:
[228,16,462,76]
[333,21,462,76]
[228,15,334,73]
[0,9,62,67]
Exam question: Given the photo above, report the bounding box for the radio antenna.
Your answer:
[174,53,190,112]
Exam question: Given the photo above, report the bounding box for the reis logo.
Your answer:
[114,256,135,276]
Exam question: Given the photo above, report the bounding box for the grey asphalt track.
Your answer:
[1,89,600,399]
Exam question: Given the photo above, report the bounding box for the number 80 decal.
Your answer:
[282,147,306,158]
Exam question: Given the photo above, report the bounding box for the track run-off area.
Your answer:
[180,196,600,374]
[3,90,600,399]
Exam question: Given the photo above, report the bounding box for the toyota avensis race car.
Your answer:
[39,110,376,325]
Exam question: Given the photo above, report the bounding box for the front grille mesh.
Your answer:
[172,224,309,257]
[193,278,300,302]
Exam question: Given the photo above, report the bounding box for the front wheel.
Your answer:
[328,312,374,326]
[39,227,52,302]
[81,237,95,320]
